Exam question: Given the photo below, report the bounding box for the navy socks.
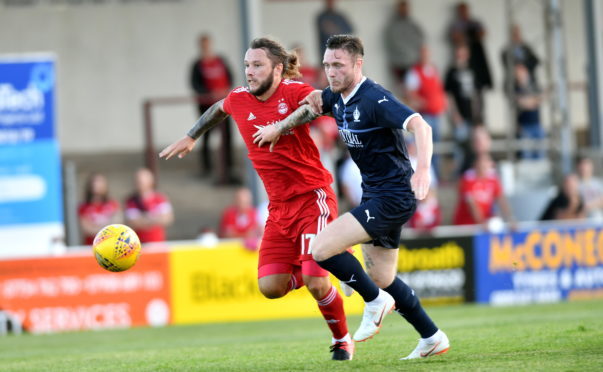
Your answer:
[316,252,380,302]
[384,277,438,338]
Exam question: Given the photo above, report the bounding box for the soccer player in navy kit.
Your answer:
[254,34,449,360]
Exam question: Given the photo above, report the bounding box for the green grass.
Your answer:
[1,300,602,371]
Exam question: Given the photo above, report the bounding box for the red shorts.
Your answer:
[258,187,337,279]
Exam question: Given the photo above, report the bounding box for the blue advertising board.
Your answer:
[474,224,603,305]
[0,56,63,255]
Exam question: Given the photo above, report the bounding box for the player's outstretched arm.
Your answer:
[406,115,433,200]
[159,99,229,160]
[252,104,319,152]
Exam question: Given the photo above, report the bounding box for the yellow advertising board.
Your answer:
[169,242,365,324]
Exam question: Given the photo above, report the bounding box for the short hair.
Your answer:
[249,37,301,79]
[325,34,364,58]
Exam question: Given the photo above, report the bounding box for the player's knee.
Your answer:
[367,269,396,289]
[258,281,287,299]
[304,276,331,298]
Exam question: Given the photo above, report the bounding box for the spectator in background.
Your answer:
[190,33,236,183]
[292,43,324,88]
[384,0,424,95]
[219,187,260,239]
[316,0,354,61]
[404,45,447,175]
[576,156,603,221]
[407,188,441,233]
[501,24,540,92]
[513,63,545,159]
[78,173,121,245]
[541,174,586,221]
[125,168,174,243]
[445,44,480,174]
[448,2,493,122]
[405,135,440,233]
[453,153,514,228]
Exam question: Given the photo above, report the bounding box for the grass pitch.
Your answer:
[0,299,602,371]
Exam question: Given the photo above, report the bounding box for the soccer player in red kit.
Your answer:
[159,37,353,361]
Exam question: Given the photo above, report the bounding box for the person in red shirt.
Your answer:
[78,173,121,245]
[160,37,353,360]
[124,168,174,243]
[190,33,236,183]
[407,188,441,232]
[219,187,260,239]
[453,153,514,227]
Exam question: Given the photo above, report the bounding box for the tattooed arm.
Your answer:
[159,99,229,160]
[252,104,319,152]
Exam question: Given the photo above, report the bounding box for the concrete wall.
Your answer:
[0,0,594,153]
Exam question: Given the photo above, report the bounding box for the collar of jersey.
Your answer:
[341,76,367,105]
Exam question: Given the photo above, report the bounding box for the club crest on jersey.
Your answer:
[278,102,289,115]
[353,106,361,122]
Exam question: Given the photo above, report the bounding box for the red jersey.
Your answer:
[125,192,172,243]
[223,80,333,202]
[411,64,446,115]
[78,200,120,245]
[453,168,502,225]
[219,206,259,238]
[199,57,230,92]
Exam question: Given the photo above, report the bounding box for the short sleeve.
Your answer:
[321,88,338,115]
[222,89,237,115]
[372,91,418,130]
[288,82,315,107]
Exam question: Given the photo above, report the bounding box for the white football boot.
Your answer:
[401,329,450,360]
[353,289,396,342]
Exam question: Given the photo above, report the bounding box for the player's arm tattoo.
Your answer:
[186,100,229,140]
[276,105,319,134]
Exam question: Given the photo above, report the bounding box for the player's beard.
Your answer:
[249,71,274,97]
[329,73,355,94]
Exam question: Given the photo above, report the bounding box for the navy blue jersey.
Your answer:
[322,78,418,194]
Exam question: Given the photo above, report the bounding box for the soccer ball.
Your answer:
[93,224,141,272]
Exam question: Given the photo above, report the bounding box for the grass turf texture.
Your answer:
[0,299,601,371]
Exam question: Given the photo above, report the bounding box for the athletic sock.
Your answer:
[286,266,304,293]
[317,285,349,340]
[383,277,438,338]
[316,252,379,302]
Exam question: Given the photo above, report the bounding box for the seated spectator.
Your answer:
[78,173,121,245]
[453,154,514,227]
[125,168,174,243]
[407,188,441,233]
[541,173,586,221]
[219,187,261,240]
[577,156,603,221]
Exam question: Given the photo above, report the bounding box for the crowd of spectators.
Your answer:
[78,0,600,244]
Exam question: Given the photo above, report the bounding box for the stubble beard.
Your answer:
[249,71,275,97]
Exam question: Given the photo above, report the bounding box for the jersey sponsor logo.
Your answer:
[353,106,361,122]
[277,101,289,115]
[378,96,389,104]
[365,209,375,223]
[233,87,249,93]
[339,129,363,148]
[247,112,256,121]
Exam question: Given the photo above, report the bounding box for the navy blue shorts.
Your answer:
[350,191,416,249]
